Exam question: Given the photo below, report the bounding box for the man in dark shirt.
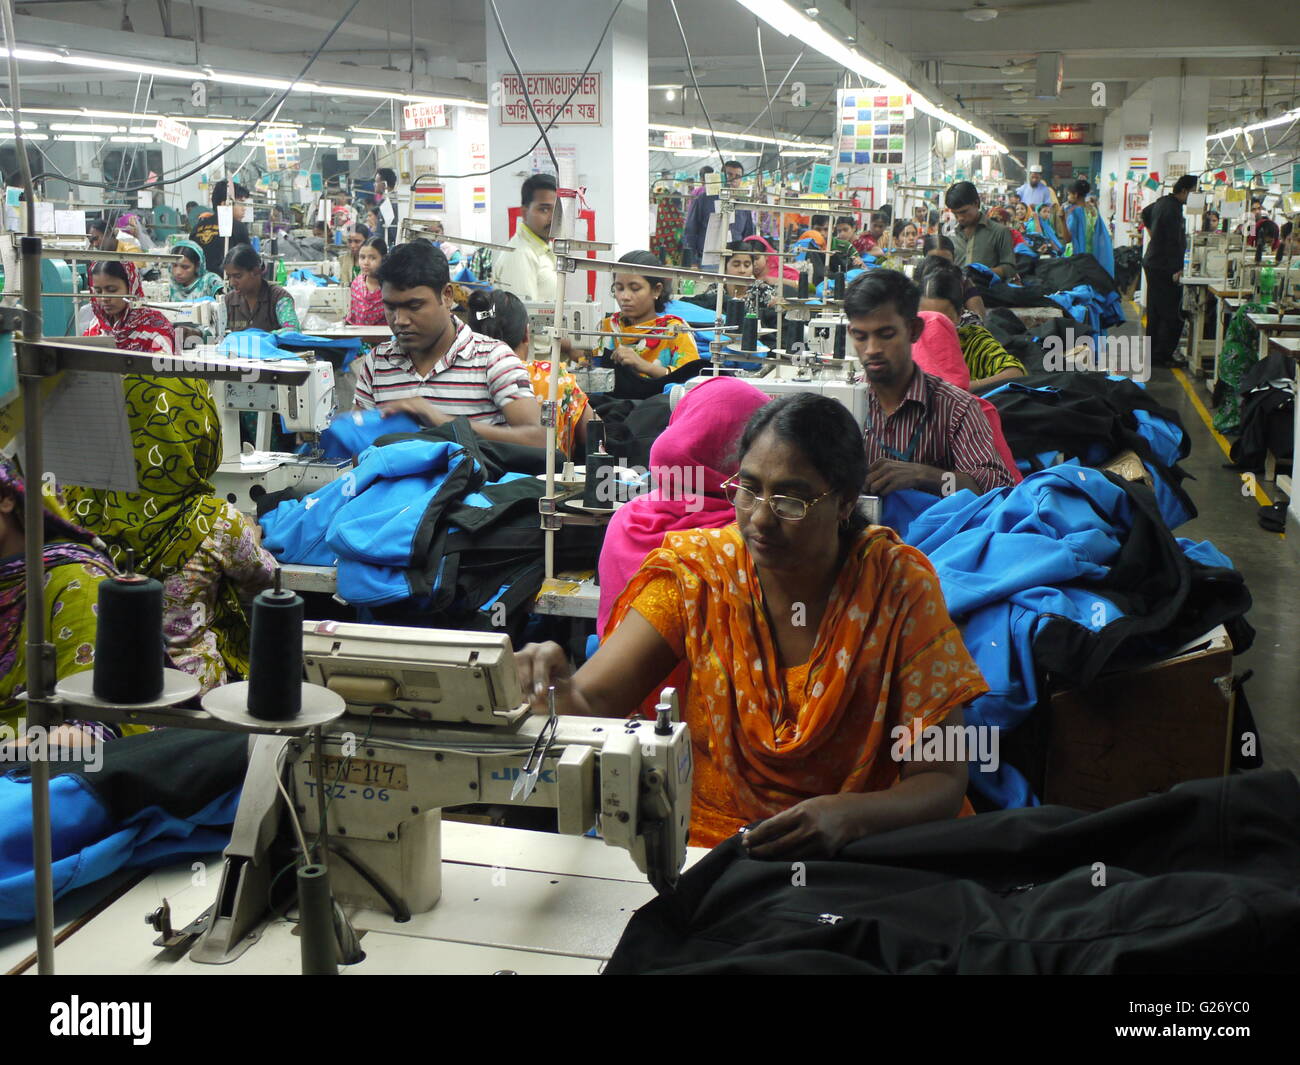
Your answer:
[189,180,251,274]
[1140,174,1197,367]
[683,160,755,268]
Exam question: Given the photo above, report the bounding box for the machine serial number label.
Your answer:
[306,756,408,791]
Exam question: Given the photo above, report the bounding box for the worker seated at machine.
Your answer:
[170,240,225,302]
[516,391,986,856]
[916,262,1026,392]
[351,241,546,448]
[344,236,388,326]
[223,244,301,334]
[846,269,1018,497]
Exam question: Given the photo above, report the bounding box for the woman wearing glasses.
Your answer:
[515,392,986,858]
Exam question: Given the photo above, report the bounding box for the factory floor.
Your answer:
[1117,305,1300,779]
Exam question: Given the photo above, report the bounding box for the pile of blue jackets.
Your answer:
[882,466,1252,809]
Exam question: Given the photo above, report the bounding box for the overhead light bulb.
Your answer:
[665,89,676,101]
[963,7,999,21]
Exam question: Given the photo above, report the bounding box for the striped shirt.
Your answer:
[958,324,1024,382]
[352,321,533,424]
[864,367,1016,494]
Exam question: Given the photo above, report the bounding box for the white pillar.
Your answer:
[1148,75,1210,186]
[484,0,648,257]
[414,106,493,245]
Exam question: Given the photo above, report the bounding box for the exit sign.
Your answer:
[1047,124,1086,144]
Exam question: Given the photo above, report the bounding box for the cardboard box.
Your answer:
[1042,626,1234,811]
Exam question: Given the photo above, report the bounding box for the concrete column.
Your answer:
[415,106,493,245]
[484,0,648,257]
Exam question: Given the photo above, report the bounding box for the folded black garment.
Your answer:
[605,771,1300,975]
[374,415,568,476]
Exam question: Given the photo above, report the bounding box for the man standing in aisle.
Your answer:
[493,173,571,358]
[1015,165,1057,210]
[946,181,1017,279]
[683,160,755,269]
[1140,174,1198,367]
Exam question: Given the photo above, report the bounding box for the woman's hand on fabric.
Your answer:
[741,795,867,860]
[611,344,640,369]
[513,641,589,716]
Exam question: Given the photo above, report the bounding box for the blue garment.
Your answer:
[1064,205,1115,277]
[288,269,330,286]
[318,409,425,461]
[260,439,478,582]
[0,771,238,928]
[879,466,1227,808]
[218,328,366,371]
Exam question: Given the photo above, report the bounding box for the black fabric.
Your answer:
[985,372,1197,525]
[1258,502,1289,533]
[605,771,1300,974]
[587,392,674,470]
[14,730,249,823]
[1113,245,1142,294]
[1228,388,1293,472]
[1030,253,1118,298]
[374,416,567,476]
[981,310,1050,376]
[611,357,708,401]
[1144,263,1184,364]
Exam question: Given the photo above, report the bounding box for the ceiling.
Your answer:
[2,0,1297,146]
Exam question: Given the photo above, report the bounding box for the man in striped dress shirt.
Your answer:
[351,241,546,448]
[845,270,1017,497]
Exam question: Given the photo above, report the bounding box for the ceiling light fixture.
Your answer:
[1,46,488,110]
[734,0,1009,153]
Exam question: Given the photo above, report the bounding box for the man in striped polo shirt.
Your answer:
[352,241,546,448]
[845,269,1017,497]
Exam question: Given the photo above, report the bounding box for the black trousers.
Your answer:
[1144,263,1184,364]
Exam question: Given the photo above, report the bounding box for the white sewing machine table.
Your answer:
[31,822,705,975]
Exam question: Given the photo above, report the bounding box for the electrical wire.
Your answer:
[487,0,557,173]
[410,0,624,184]
[23,0,366,194]
[668,0,723,165]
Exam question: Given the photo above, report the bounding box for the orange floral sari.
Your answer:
[608,524,987,847]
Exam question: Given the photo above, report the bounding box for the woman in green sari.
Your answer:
[68,260,276,694]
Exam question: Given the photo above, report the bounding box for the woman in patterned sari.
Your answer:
[515,393,987,856]
[69,260,276,694]
[0,461,143,744]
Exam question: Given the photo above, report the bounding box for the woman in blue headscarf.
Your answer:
[168,239,225,301]
[1056,178,1115,276]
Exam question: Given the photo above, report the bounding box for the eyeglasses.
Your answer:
[722,477,834,522]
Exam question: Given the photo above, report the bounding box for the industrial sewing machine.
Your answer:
[524,300,604,349]
[207,346,350,513]
[189,622,692,964]
[684,351,871,424]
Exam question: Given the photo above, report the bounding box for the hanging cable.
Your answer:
[22,0,366,193]
[412,0,623,184]
[668,0,723,165]
[488,0,558,173]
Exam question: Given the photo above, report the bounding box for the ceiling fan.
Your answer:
[878,1,1088,20]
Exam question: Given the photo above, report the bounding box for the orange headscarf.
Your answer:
[608,524,988,847]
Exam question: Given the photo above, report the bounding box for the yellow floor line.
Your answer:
[1171,366,1284,537]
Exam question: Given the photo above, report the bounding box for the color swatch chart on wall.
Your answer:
[836,90,913,165]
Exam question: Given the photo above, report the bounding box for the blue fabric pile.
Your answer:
[880,465,1246,809]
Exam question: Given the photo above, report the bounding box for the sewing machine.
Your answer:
[207,348,349,513]
[685,356,870,423]
[304,284,349,319]
[524,300,605,348]
[189,622,692,964]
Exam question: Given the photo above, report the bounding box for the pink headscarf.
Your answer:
[910,311,1022,485]
[597,377,770,634]
[741,234,800,282]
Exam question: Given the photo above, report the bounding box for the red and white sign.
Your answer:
[153,116,191,149]
[337,146,360,161]
[1047,124,1087,144]
[403,102,448,130]
[498,72,601,126]
[663,130,692,149]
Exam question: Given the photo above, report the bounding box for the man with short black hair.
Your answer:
[492,173,571,357]
[352,242,544,447]
[189,179,251,273]
[1141,173,1198,367]
[946,181,1016,279]
[844,269,1016,496]
[683,159,755,268]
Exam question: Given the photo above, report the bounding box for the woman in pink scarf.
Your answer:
[741,235,800,284]
[597,376,770,635]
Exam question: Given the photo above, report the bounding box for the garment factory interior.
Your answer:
[0,0,1298,989]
